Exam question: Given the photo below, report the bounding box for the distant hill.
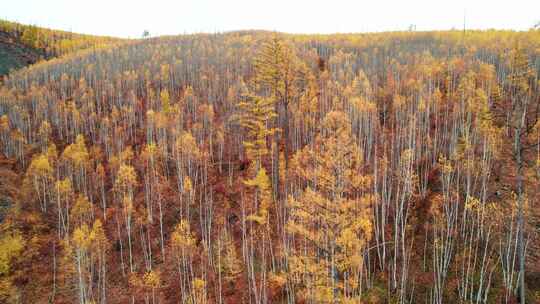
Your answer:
[0,28,43,76]
[0,19,123,77]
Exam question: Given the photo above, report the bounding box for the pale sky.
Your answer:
[3,0,540,38]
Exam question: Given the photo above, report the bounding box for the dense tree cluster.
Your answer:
[0,26,540,303]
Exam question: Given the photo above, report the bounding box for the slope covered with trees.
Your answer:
[0,26,540,303]
[0,19,123,76]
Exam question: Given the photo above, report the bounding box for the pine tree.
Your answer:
[253,34,306,198]
[234,89,277,168]
[287,111,373,302]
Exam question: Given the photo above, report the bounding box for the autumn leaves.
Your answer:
[2,27,540,303]
[235,36,374,303]
[287,111,373,302]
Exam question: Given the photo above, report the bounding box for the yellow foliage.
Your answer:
[438,154,453,175]
[142,143,158,160]
[28,154,53,177]
[72,194,92,223]
[160,89,171,114]
[62,134,89,167]
[171,219,196,252]
[122,196,133,213]
[115,164,137,194]
[215,228,242,282]
[176,132,202,167]
[72,224,91,251]
[143,270,161,288]
[189,277,207,304]
[0,115,8,131]
[56,177,74,196]
[183,176,193,194]
[253,35,303,104]
[269,272,287,289]
[38,120,51,140]
[89,219,109,252]
[244,167,273,226]
[464,196,480,211]
[119,146,134,164]
[0,233,24,275]
[193,277,205,290]
[287,111,373,301]
[234,91,277,163]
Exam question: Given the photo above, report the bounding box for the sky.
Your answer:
[3,0,540,38]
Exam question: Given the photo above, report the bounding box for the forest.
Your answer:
[0,19,540,303]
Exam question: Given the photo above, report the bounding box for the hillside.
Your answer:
[0,19,123,77]
[0,25,540,304]
[0,30,43,76]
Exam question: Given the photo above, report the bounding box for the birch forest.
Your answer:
[0,19,540,303]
